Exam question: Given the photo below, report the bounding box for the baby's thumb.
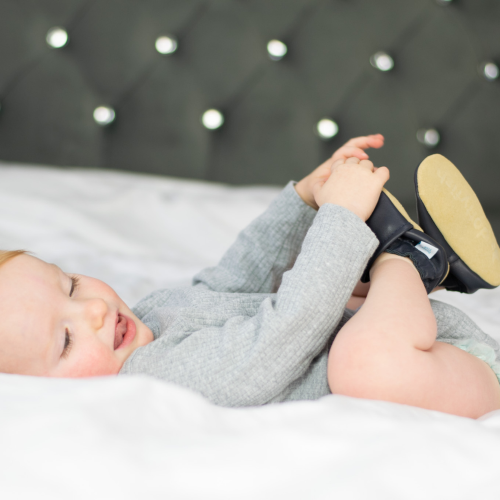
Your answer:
[311,178,327,198]
[374,166,390,185]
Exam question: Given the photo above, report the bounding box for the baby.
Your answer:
[1,134,500,419]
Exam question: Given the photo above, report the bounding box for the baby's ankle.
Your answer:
[369,252,420,279]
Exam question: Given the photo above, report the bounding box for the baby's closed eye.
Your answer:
[69,275,80,296]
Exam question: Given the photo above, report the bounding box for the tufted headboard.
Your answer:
[0,0,500,233]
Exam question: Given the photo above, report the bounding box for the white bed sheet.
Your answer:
[0,162,499,500]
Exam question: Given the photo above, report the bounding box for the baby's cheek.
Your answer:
[65,346,121,377]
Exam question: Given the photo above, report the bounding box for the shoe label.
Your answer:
[415,241,439,259]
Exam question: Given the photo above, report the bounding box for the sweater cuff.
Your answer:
[281,180,318,221]
[310,202,379,269]
[252,180,317,246]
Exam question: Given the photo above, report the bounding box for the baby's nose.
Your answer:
[83,298,108,330]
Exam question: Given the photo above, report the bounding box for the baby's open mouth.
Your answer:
[114,313,136,350]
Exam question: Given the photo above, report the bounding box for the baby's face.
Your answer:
[0,255,154,377]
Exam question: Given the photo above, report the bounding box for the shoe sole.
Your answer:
[383,188,423,231]
[415,154,500,292]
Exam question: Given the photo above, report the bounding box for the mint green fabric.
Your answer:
[455,338,500,384]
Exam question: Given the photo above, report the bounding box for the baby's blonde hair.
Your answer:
[0,250,27,267]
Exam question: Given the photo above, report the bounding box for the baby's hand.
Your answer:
[313,157,390,221]
[331,134,384,163]
[295,134,384,209]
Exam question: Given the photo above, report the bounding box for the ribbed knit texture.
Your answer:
[120,182,500,406]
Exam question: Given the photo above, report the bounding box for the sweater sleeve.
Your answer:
[192,181,318,294]
[121,204,379,407]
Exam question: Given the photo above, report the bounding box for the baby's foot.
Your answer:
[361,189,449,294]
[415,155,500,293]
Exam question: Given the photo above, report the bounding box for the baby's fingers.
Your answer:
[331,146,370,163]
[344,134,384,150]
[337,146,369,160]
[374,166,390,185]
[345,157,361,164]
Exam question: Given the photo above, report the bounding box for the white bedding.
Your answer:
[1,162,499,499]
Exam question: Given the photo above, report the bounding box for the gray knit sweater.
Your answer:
[120,182,500,406]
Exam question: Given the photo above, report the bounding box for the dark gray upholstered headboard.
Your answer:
[1,0,500,233]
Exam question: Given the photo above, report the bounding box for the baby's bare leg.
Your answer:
[328,254,500,418]
[345,281,370,310]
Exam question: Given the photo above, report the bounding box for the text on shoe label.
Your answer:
[415,241,439,259]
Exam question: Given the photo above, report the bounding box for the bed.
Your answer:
[2,0,500,497]
[1,161,499,500]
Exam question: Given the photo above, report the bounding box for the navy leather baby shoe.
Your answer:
[362,189,449,294]
[415,154,500,293]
